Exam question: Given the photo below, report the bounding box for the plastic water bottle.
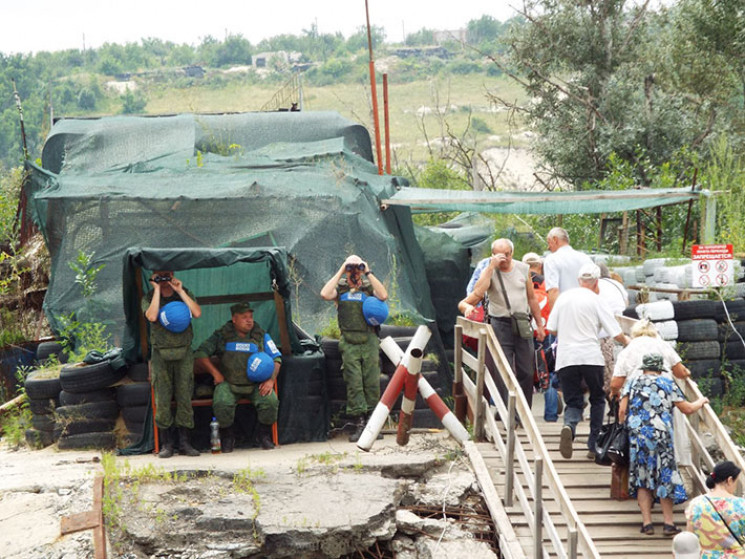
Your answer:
[210,417,221,454]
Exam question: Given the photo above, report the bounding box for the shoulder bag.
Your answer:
[595,397,621,466]
[496,270,533,339]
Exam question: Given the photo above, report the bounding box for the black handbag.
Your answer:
[607,422,630,466]
[595,398,621,466]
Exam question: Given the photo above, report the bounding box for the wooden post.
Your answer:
[453,324,466,423]
[505,392,516,507]
[134,267,149,362]
[533,457,544,559]
[474,328,486,441]
[619,211,628,255]
[656,206,663,252]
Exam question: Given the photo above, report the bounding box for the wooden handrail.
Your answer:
[457,316,600,559]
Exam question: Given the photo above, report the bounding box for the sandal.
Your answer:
[640,523,655,535]
[663,523,681,536]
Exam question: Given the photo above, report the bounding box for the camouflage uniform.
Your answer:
[194,321,280,428]
[336,277,380,417]
[142,289,196,430]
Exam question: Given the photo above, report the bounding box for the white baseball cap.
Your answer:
[672,531,700,559]
[578,263,601,280]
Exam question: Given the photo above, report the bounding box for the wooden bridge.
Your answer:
[453,316,745,559]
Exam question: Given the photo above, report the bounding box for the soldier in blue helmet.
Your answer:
[142,270,202,458]
[194,302,281,452]
[321,254,388,442]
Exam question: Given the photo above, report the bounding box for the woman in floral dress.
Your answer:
[619,353,708,536]
[687,461,745,558]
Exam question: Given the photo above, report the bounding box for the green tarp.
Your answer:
[383,187,707,214]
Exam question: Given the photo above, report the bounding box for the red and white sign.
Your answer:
[692,244,734,287]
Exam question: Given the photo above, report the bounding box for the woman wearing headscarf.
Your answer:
[611,318,694,466]
[620,353,708,536]
[687,461,745,558]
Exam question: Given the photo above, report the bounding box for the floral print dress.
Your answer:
[622,373,687,504]
[686,494,745,558]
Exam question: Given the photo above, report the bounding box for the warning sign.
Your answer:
[692,244,734,287]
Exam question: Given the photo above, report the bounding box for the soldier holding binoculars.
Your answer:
[321,255,388,442]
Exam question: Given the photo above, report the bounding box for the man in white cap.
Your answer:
[546,262,630,459]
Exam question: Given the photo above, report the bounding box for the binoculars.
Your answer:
[345,263,366,272]
[152,275,172,283]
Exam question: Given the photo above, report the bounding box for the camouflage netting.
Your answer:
[24,112,438,352]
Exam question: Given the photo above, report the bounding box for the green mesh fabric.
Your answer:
[24,112,435,352]
[384,186,705,214]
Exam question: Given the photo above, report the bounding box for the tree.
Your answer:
[497,1,735,189]
[466,15,505,45]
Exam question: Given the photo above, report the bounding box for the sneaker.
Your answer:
[663,524,681,536]
[559,425,573,459]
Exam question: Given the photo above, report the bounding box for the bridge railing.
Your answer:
[454,317,600,559]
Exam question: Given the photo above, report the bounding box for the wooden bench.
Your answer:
[151,382,279,453]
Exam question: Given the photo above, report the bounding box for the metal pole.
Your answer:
[383,73,391,174]
[364,0,384,175]
[682,168,698,254]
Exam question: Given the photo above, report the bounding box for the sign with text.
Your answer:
[691,244,734,287]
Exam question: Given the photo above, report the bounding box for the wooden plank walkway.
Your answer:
[476,395,692,558]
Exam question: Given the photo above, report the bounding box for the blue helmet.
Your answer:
[246,352,274,382]
[158,301,192,333]
[362,296,388,326]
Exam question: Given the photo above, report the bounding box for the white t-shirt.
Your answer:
[543,245,593,293]
[546,287,623,370]
[613,335,681,383]
[597,277,629,338]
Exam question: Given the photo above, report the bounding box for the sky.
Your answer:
[0,0,518,55]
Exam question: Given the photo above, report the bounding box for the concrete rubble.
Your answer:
[0,432,499,558]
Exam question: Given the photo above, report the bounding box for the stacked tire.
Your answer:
[23,369,62,449]
[56,359,127,450]
[116,361,151,445]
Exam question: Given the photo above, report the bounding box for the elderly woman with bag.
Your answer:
[619,353,708,536]
[686,461,745,558]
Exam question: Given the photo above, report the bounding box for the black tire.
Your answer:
[124,420,145,436]
[27,397,58,415]
[320,337,341,359]
[35,341,66,362]
[59,361,127,393]
[56,400,119,421]
[59,388,116,406]
[677,341,721,360]
[55,418,117,437]
[126,362,149,382]
[25,428,55,449]
[324,357,343,379]
[57,431,116,450]
[724,343,745,360]
[719,322,745,342]
[671,300,720,321]
[687,359,722,379]
[379,325,419,338]
[676,319,719,342]
[121,405,150,427]
[31,413,56,431]
[327,377,347,400]
[116,382,152,408]
[412,408,442,428]
[24,370,62,400]
[715,299,745,322]
[622,305,639,319]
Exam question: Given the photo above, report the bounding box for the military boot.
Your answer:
[220,426,235,453]
[178,427,200,456]
[348,415,366,443]
[257,423,275,450]
[158,427,174,459]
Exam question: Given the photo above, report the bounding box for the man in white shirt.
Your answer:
[543,227,593,309]
[546,263,630,459]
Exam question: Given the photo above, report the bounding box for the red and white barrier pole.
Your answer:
[357,326,431,451]
[397,347,423,446]
[379,332,470,445]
